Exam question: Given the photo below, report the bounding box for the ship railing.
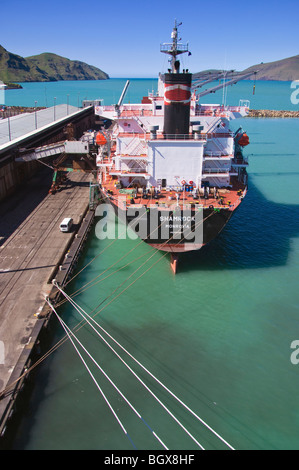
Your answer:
[110,169,149,175]
[118,130,233,140]
[122,199,240,211]
[96,105,115,112]
[160,43,189,53]
[204,151,233,158]
[161,133,206,141]
[119,166,148,173]
[120,108,153,117]
[118,131,207,141]
[195,104,249,114]
[148,91,160,97]
[228,106,244,112]
[96,105,153,116]
[102,187,244,211]
[202,168,230,174]
[195,110,230,118]
[232,157,249,165]
[118,130,235,141]
[206,131,234,139]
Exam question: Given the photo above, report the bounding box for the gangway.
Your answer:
[16,140,89,162]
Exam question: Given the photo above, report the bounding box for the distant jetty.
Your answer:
[247,109,299,118]
[4,83,23,89]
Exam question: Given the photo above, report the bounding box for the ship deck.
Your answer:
[101,176,246,212]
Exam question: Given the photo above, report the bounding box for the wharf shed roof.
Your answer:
[0,104,80,148]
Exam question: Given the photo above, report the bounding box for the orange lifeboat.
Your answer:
[96,132,107,145]
[238,133,250,146]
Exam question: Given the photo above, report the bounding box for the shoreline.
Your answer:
[1,106,299,119]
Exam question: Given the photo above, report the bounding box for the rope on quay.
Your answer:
[45,297,168,451]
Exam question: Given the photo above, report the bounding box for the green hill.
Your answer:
[0,45,109,82]
[26,53,109,81]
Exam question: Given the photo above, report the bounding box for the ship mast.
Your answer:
[160,20,190,73]
[161,21,192,138]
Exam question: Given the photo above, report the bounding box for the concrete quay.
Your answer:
[0,168,96,441]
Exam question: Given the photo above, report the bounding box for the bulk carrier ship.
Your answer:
[95,21,255,273]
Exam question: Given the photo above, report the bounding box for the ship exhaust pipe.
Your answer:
[163,71,192,138]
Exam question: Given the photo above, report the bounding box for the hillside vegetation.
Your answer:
[243,55,299,81]
[195,55,299,81]
[0,45,109,82]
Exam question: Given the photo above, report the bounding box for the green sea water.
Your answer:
[5,80,299,450]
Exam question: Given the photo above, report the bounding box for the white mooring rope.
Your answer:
[52,280,235,450]
[45,297,168,450]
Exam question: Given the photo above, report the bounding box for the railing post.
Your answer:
[8,114,11,141]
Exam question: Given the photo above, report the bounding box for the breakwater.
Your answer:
[247,109,299,118]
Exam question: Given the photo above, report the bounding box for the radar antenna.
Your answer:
[160,20,190,73]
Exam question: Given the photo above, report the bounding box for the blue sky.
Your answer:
[1,0,298,77]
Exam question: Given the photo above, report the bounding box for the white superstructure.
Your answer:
[95,91,249,191]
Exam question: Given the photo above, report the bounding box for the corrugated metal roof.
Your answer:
[0,104,80,147]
